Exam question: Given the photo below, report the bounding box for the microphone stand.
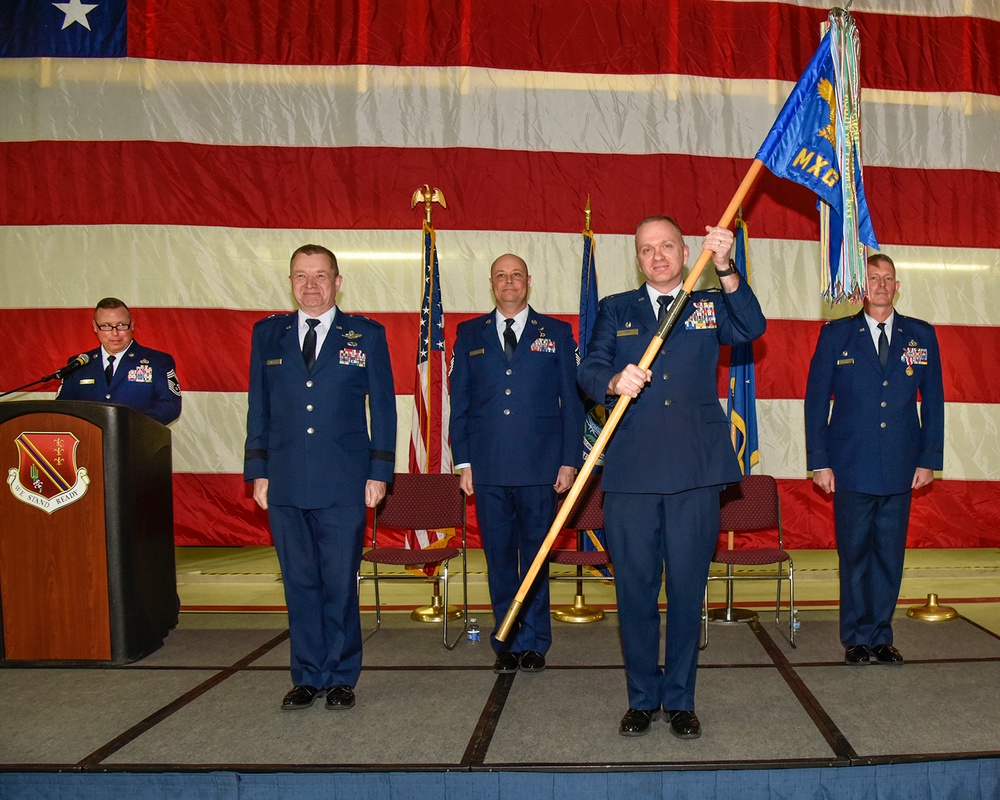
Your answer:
[0,362,86,400]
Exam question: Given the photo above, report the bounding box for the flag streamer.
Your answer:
[756,8,877,304]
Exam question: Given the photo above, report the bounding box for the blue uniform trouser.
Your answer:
[475,483,556,655]
[604,487,720,712]
[834,488,911,649]
[269,503,366,688]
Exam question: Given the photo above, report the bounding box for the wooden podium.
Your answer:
[0,400,177,665]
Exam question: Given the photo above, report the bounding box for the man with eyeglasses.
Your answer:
[56,297,182,426]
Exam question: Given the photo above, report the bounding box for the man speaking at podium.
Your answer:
[56,297,182,426]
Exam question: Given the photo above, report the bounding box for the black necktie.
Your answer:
[503,318,517,361]
[657,295,674,323]
[104,354,115,384]
[303,318,320,370]
[877,322,888,368]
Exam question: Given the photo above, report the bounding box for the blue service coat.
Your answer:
[578,280,766,711]
[578,283,766,494]
[804,310,944,496]
[243,310,396,507]
[449,307,583,486]
[56,341,181,426]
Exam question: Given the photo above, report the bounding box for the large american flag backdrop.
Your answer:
[2,0,997,549]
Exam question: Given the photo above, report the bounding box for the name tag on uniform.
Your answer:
[468,348,485,356]
[837,358,854,365]
[616,329,639,337]
[79,378,95,385]
[266,358,282,366]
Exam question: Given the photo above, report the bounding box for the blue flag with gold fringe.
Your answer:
[727,216,759,475]
[755,9,877,302]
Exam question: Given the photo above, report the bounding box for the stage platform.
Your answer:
[3,602,1000,798]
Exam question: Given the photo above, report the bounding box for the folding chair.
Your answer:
[550,473,612,623]
[357,473,468,649]
[701,474,795,648]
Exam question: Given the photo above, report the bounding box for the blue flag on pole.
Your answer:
[727,216,759,475]
[755,10,877,302]
[579,226,611,578]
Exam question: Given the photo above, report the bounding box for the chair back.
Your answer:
[718,474,780,533]
[558,473,604,530]
[374,472,465,532]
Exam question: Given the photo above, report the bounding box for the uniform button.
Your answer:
[880,401,886,408]
[504,388,512,395]
[664,399,672,406]
[306,380,314,388]
[307,427,315,434]
[662,373,669,380]
[503,409,511,416]
[660,349,667,355]
[506,369,513,376]
[880,422,886,429]
[105,394,112,400]
[306,404,314,411]
[882,380,889,387]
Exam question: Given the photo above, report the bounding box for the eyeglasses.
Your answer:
[96,323,133,331]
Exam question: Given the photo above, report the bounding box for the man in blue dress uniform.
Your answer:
[449,253,583,674]
[805,253,944,666]
[244,244,396,711]
[578,216,766,738]
[57,297,181,426]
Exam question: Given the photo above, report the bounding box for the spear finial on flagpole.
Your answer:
[584,194,592,232]
[411,184,447,225]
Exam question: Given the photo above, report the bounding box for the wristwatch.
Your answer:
[715,259,737,278]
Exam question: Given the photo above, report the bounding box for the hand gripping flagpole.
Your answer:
[497,160,765,642]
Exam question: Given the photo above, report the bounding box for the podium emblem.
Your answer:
[6,432,90,514]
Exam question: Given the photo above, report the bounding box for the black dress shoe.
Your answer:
[844,644,872,665]
[664,709,702,739]
[519,651,546,672]
[281,685,323,710]
[619,708,660,737]
[324,684,356,710]
[493,652,521,674]
[871,644,904,665]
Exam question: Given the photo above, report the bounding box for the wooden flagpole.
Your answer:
[496,159,765,642]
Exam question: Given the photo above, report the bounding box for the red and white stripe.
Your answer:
[2,0,997,548]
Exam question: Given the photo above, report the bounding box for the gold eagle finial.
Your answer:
[411,184,447,224]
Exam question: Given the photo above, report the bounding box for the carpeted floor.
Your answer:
[2,608,999,772]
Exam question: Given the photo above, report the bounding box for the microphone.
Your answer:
[54,353,90,379]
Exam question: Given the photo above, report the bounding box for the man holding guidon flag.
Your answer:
[578,218,766,739]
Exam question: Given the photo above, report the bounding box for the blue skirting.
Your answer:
[4,760,1000,800]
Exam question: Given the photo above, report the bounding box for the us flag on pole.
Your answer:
[406,220,454,566]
